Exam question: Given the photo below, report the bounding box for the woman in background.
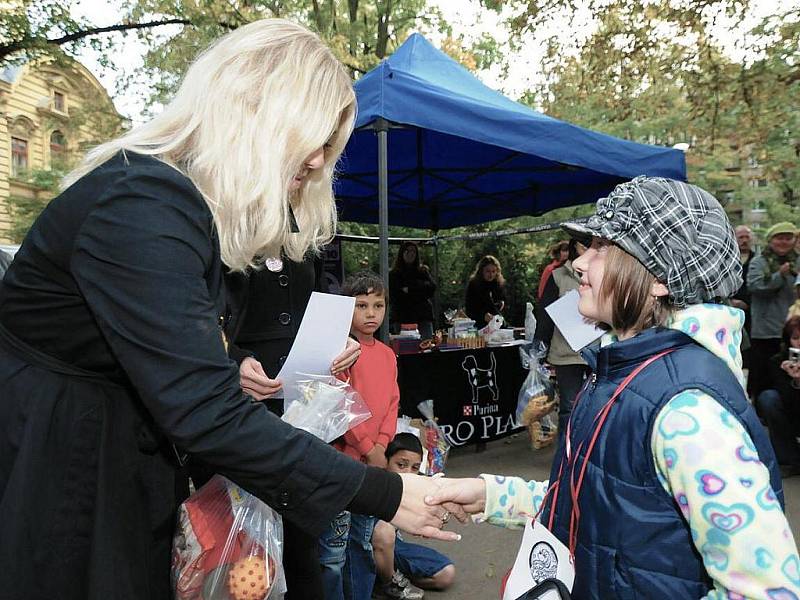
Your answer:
[534,238,590,436]
[464,255,506,325]
[389,241,436,339]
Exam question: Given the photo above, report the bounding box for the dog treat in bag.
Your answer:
[172,475,285,600]
[416,400,451,475]
[516,342,558,450]
[282,375,371,443]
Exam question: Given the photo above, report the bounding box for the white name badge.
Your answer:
[502,519,575,600]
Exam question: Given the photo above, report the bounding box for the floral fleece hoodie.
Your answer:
[479,304,800,599]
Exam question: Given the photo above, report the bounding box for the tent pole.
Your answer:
[377,118,390,342]
[432,237,440,332]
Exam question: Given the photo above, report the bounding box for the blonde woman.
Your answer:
[0,20,462,600]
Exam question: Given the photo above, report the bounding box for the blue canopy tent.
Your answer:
[333,33,686,329]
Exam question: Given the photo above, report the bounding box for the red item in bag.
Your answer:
[172,475,282,600]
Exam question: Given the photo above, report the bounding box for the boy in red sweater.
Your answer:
[320,271,400,600]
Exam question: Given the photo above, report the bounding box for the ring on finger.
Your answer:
[441,511,450,524]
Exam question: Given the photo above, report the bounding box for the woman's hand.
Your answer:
[425,477,487,515]
[390,474,469,541]
[781,359,800,381]
[331,337,361,375]
[239,357,282,400]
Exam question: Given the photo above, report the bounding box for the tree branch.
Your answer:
[341,58,367,75]
[1,19,193,62]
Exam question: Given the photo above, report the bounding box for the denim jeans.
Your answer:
[319,511,377,600]
[319,511,350,600]
[344,513,377,600]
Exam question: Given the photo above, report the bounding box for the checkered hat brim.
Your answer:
[563,177,742,308]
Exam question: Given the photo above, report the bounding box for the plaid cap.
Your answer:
[562,176,742,308]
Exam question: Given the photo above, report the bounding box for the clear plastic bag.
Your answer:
[524,302,536,342]
[416,399,451,475]
[281,375,371,443]
[172,475,286,600]
[516,342,558,450]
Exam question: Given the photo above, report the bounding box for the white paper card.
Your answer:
[544,289,604,352]
[396,420,421,439]
[275,292,355,401]
[502,519,575,600]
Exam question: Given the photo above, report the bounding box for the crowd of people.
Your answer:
[0,16,797,600]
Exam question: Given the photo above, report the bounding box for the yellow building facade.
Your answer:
[0,59,120,242]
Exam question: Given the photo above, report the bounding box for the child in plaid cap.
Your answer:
[427,177,799,599]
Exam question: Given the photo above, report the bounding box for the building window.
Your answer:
[50,130,67,167]
[53,91,65,112]
[11,137,28,177]
[722,190,736,205]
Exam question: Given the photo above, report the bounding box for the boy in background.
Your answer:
[373,433,456,599]
[319,271,400,600]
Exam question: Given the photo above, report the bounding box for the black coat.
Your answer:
[464,277,505,324]
[388,266,435,325]
[0,249,11,277]
[766,351,800,404]
[732,251,754,335]
[226,257,326,378]
[0,153,376,600]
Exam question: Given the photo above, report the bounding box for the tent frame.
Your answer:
[336,220,569,338]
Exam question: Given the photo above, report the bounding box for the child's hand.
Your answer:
[425,477,487,515]
[366,444,388,468]
[391,474,464,541]
[331,337,361,375]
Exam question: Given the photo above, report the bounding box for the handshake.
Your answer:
[389,474,488,541]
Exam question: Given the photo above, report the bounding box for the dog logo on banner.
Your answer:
[462,353,498,405]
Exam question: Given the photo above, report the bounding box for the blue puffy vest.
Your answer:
[540,327,784,599]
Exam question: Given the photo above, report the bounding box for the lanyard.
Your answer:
[536,349,675,560]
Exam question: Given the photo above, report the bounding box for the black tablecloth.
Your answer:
[397,345,528,446]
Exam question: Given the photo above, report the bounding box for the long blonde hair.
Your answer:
[64,19,356,271]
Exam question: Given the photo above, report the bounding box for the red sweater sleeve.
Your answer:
[377,361,399,449]
[343,413,376,457]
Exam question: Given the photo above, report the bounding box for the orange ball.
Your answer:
[226,555,275,600]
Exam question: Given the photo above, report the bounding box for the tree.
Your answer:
[508,1,799,234]
[0,0,193,66]
[121,0,450,108]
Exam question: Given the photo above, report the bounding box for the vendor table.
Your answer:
[397,345,528,447]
